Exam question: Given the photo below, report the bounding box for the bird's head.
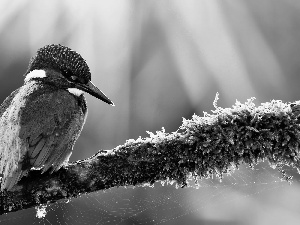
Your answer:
[24,44,114,105]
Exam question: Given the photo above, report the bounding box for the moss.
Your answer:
[2,96,300,214]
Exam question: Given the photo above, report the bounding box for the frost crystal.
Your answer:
[35,204,47,219]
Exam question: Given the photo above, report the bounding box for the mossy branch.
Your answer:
[2,94,300,215]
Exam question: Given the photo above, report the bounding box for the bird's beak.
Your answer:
[76,81,114,105]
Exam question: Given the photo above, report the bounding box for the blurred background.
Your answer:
[1,0,300,224]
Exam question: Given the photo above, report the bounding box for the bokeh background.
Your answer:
[1,0,300,224]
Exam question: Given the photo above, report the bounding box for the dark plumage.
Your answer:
[27,44,91,83]
[0,44,113,191]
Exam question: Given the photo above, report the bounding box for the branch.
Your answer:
[2,95,300,215]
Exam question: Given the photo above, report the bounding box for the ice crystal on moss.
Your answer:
[115,96,300,188]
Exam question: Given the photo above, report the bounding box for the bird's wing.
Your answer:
[1,86,86,190]
[19,88,86,172]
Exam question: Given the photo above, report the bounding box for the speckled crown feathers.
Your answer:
[25,44,91,80]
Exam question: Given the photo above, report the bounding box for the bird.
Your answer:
[0,44,114,191]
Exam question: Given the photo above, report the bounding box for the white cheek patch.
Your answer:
[67,88,84,96]
[24,70,46,82]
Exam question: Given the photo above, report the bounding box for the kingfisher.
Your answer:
[0,44,114,191]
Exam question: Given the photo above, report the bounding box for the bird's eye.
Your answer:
[70,75,78,81]
[62,69,85,84]
[69,75,86,84]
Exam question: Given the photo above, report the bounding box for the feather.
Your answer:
[0,81,86,191]
[29,137,46,158]
[29,134,43,147]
